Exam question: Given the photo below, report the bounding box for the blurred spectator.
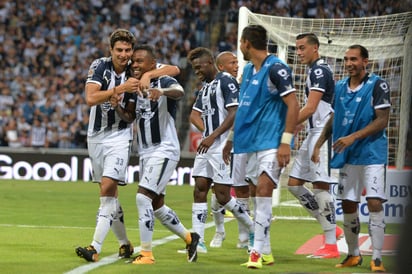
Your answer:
[195,12,209,46]
[225,1,239,34]
[0,0,410,151]
[57,120,72,149]
[46,126,59,148]
[4,119,21,148]
[30,116,47,148]
[19,130,31,147]
[0,85,14,112]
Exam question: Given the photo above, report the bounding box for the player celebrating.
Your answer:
[209,51,248,249]
[287,33,342,259]
[312,44,390,272]
[115,45,199,265]
[188,47,254,255]
[76,29,181,263]
[231,24,299,269]
[75,29,138,262]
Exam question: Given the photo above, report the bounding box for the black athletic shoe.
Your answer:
[186,232,200,262]
[118,242,134,258]
[75,245,98,262]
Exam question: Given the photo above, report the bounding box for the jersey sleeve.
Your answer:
[309,65,329,93]
[219,74,240,108]
[268,63,295,97]
[86,58,105,86]
[373,79,391,109]
[159,76,183,90]
[192,88,203,113]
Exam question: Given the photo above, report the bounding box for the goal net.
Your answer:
[237,7,412,219]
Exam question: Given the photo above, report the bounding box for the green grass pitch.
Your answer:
[0,180,399,273]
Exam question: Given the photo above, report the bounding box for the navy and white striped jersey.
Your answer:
[135,76,183,161]
[193,71,239,153]
[86,57,136,143]
[305,58,334,129]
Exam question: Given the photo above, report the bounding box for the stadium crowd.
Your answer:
[0,0,410,149]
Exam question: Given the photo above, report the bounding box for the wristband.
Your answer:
[281,132,293,145]
[227,130,234,142]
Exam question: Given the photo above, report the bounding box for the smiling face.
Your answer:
[295,36,318,65]
[110,41,134,73]
[130,49,156,79]
[191,55,215,82]
[344,47,368,78]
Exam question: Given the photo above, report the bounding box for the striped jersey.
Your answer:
[193,71,239,153]
[305,58,334,129]
[86,57,136,143]
[135,76,183,161]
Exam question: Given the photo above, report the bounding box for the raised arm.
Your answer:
[139,64,180,90]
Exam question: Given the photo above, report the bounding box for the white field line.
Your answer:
[64,218,234,274]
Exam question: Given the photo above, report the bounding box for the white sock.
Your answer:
[262,226,272,255]
[224,197,253,232]
[136,193,154,252]
[343,212,360,256]
[288,185,320,218]
[111,198,129,246]
[236,197,250,242]
[211,193,225,234]
[155,205,188,242]
[91,196,116,253]
[369,210,385,260]
[253,197,272,254]
[313,189,336,244]
[251,196,257,222]
[192,202,208,243]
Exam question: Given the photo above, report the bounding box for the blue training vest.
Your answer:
[331,73,388,168]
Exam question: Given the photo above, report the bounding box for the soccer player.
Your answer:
[75,29,180,263]
[208,51,244,249]
[188,47,254,255]
[287,33,342,259]
[230,24,300,269]
[122,45,199,264]
[312,44,390,272]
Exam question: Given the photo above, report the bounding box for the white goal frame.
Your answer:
[237,7,412,170]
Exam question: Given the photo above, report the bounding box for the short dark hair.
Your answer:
[134,44,156,60]
[109,29,136,49]
[187,47,214,64]
[348,44,369,59]
[296,33,319,47]
[241,25,267,50]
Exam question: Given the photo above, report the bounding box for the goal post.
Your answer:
[237,7,412,216]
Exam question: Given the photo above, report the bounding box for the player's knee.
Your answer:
[312,181,330,191]
[367,198,384,212]
[136,193,152,207]
[287,176,304,187]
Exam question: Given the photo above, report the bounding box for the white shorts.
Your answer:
[336,164,387,202]
[245,149,282,186]
[88,140,131,184]
[231,153,258,187]
[192,152,231,185]
[289,129,338,183]
[139,157,178,195]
